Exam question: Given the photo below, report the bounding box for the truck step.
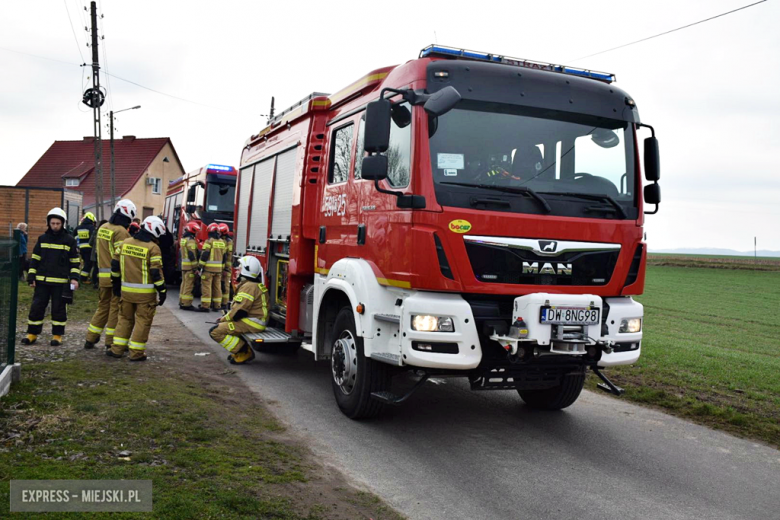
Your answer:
[370,373,429,406]
[371,352,403,366]
[242,327,296,344]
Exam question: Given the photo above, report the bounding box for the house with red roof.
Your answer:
[17,136,185,221]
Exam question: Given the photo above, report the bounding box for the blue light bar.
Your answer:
[420,45,616,83]
[207,164,233,172]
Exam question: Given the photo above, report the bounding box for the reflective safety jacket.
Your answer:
[224,279,268,329]
[27,229,80,285]
[95,223,130,288]
[75,221,95,251]
[223,237,233,273]
[111,237,165,303]
[199,237,226,273]
[180,235,199,271]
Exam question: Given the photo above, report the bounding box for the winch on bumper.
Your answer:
[489,293,643,366]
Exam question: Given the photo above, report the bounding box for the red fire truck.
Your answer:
[164,164,237,282]
[234,45,661,419]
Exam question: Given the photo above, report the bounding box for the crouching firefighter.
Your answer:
[108,216,167,361]
[84,199,135,349]
[75,212,96,283]
[179,221,201,310]
[22,208,80,346]
[209,256,268,365]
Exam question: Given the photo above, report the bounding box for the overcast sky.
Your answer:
[1,0,778,251]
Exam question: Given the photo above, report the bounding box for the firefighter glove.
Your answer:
[158,290,167,307]
[112,276,121,297]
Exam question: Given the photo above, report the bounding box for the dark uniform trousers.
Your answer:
[80,249,93,282]
[27,283,68,336]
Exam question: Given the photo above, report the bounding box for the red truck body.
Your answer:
[233,45,660,418]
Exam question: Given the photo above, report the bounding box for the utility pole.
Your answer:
[89,1,104,222]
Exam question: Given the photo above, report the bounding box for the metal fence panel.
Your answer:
[0,230,20,367]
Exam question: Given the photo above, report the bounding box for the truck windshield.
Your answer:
[428,101,637,219]
[205,182,235,213]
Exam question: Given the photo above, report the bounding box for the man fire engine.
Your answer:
[75,212,96,283]
[179,221,201,310]
[84,199,136,350]
[233,45,662,419]
[209,255,269,365]
[218,223,233,309]
[198,223,226,312]
[22,208,80,347]
[108,216,167,361]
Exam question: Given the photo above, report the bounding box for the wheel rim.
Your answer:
[331,330,357,395]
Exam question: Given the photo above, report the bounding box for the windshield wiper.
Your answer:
[440,182,551,213]
[538,192,628,219]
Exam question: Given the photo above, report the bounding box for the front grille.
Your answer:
[466,242,619,286]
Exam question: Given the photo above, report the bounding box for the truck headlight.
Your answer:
[619,318,642,333]
[411,315,454,332]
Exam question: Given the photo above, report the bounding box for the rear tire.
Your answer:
[517,370,586,410]
[330,306,389,419]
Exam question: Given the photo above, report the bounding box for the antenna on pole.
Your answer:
[267,96,275,125]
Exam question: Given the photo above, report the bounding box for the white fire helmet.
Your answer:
[47,207,67,224]
[238,255,264,283]
[141,216,166,238]
[114,199,137,220]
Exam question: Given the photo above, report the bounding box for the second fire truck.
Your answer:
[233,45,662,419]
[163,164,237,281]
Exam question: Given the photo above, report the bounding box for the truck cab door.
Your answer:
[321,123,359,251]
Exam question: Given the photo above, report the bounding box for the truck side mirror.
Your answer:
[423,86,461,117]
[361,155,388,181]
[363,99,392,153]
[187,184,197,203]
[644,137,660,182]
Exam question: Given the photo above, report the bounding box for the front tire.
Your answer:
[330,307,389,419]
[517,370,586,410]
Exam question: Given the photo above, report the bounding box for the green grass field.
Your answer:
[598,264,780,447]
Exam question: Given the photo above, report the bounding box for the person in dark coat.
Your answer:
[16,222,28,280]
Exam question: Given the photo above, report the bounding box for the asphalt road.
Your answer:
[169,295,780,520]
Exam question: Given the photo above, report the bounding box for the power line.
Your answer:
[101,70,246,115]
[63,0,86,64]
[569,0,767,62]
[0,45,258,117]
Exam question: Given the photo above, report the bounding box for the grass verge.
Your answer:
[2,282,402,519]
[589,265,780,448]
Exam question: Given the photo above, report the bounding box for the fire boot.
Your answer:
[51,335,63,346]
[84,340,96,349]
[129,350,147,362]
[228,345,255,365]
[21,334,37,345]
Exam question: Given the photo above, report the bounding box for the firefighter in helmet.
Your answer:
[179,221,201,310]
[22,208,80,346]
[209,255,268,365]
[108,216,167,361]
[198,222,226,312]
[75,212,96,283]
[84,199,136,350]
[218,223,233,310]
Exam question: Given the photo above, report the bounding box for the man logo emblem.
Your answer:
[539,240,557,253]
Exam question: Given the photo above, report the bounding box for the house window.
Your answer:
[65,178,79,187]
[150,177,162,194]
